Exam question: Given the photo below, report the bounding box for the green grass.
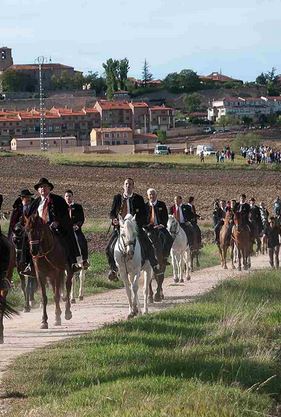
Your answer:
[3,270,281,417]
[42,152,281,171]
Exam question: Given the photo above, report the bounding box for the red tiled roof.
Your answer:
[10,63,74,71]
[97,100,131,110]
[93,127,132,132]
[83,107,99,114]
[201,72,239,82]
[150,106,173,111]
[130,102,149,108]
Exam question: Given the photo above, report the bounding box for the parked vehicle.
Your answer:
[196,145,216,156]
[154,144,170,155]
[202,127,215,134]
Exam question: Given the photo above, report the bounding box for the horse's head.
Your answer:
[24,213,46,257]
[233,212,243,232]
[167,214,179,238]
[118,214,137,259]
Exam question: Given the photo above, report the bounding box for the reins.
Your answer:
[30,227,64,271]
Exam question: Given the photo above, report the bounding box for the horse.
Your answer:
[218,212,233,269]
[0,231,18,344]
[114,214,152,318]
[190,223,201,272]
[231,212,251,271]
[167,215,191,282]
[11,222,38,312]
[145,226,169,303]
[249,212,262,255]
[24,213,73,329]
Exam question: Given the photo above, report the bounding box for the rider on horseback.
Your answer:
[27,178,82,274]
[106,178,160,281]
[170,196,194,248]
[145,188,173,266]
[249,197,263,236]
[237,194,251,228]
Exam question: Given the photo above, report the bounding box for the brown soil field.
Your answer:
[0,155,280,222]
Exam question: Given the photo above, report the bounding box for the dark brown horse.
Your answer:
[24,213,73,329]
[11,222,37,312]
[231,212,251,271]
[146,228,168,302]
[0,232,18,344]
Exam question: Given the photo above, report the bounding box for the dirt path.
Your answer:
[0,254,269,414]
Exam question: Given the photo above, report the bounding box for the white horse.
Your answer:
[114,214,152,318]
[167,215,191,283]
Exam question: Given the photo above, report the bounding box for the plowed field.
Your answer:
[0,154,279,221]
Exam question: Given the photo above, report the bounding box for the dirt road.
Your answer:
[0,254,269,388]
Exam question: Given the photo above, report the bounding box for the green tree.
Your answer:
[215,115,238,128]
[103,58,119,99]
[83,71,106,95]
[241,116,253,128]
[255,72,267,85]
[156,130,167,143]
[1,70,36,92]
[142,59,153,87]
[118,58,130,90]
[232,133,261,153]
[255,67,280,96]
[183,93,201,113]
[164,69,200,93]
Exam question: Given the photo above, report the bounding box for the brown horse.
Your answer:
[0,232,18,344]
[231,212,251,271]
[218,212,233,269]
[24,213,73,329]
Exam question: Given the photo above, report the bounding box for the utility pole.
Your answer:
[35,56,47,151]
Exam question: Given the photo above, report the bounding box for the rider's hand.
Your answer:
[73,225,79,231]
[113,218,119,226]
[50,221,59,229]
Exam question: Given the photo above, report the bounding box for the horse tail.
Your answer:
[0,296,19,319]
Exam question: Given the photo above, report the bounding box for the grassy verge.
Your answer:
[4,270,281,417]
[44,152,281,171]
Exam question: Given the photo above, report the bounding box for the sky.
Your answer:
[1,0,281,81]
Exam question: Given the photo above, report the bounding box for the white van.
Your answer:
[196,144,215,156]
[154,144,170,155]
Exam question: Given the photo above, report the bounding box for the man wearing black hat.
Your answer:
[8,189,34,237]
[28,178,81,273]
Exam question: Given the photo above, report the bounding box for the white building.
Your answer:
[11,136,77,151]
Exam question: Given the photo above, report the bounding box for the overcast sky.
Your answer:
[1,0,280,81]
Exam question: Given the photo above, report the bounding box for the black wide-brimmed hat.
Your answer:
[34,178,54,191]
[19,189,34,197]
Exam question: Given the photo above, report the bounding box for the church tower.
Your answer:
[0,46,13,72]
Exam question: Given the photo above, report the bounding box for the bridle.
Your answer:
[169,219,180,238]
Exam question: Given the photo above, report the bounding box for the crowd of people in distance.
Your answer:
[240,145,281,164]
[215,147,235,163]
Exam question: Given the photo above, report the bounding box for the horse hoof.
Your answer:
[62,296,67,302]
[54,319,61,326]
[79,296,84,301]
[148,296,153,304]
[24,306,31,313]
[127,312,135,319]
[30,300,36,308]
[179,278,184,283]
[173,277,179,283]
[186,276,191,281]
[40,322,48,329]
[71,298,76,304]
[65,311,72,321]
[154,293,162,302]
[0,338,3,344]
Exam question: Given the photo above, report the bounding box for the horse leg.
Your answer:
[40,281,48,329]
[185,247,191,281]
[143,266,152,314]
[78,269,85,300]
[148,281,154,304]
[123,274,134,319]
[223,246,228,269]
[275,246,279,269]
[196,252,200,268]
[154,271,164,302]
[171,250,178,283]
[0,294,4,344]
[256,237,261,255]
[269,248,274,268]
[131,273,140,316]
[70,272,76,303]
[65,270,73,321]
[20,274,30,312]
[190,251,194,272]
[179,255,184,283]
[237,249,242,271]
[54,277,62,326]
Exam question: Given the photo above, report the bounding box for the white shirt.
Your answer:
[149,200,158,225]
[123,192,133,214]
[38,195,49,222]
[175,204,184,223]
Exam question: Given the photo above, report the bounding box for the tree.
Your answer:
[241,116,253,128]
[232,133,261,153]
[255,72,267,85]
[183,93,201,113]
[83,71,106,95]
[1,70,36,92]
[142,59,153,87]
[156,130,167,143]
[163,69,201,93]
[215,115,238,128]
[255,67,280,96]
[118,58,130,90]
